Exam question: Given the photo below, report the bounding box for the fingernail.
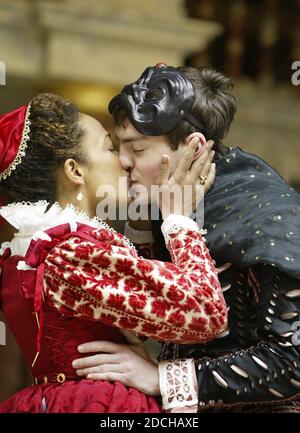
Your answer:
[72,360,78,368]
[78,345,84,352]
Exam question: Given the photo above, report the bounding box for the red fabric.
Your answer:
[43,225,227,343]
[0,219,226,413]
[0,224,161,413]
[0,380,160,413]
[0,105,28,174]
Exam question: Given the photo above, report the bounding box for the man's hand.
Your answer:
[72,341,160,396]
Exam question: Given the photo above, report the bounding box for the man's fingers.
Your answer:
[77,363,124,376]
[87,373,125,382]
[173,138,198,183]
[77,341,122,354]
[73,353,120,369]
[156,154,170,186]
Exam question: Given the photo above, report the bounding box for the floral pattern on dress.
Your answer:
[44,226,228,344]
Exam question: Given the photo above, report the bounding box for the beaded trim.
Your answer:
[0,104,31,182]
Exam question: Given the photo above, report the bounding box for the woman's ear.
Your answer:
[63,158,85,186]
[186,133,207,161]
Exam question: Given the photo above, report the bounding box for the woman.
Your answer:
[0,93,227,413]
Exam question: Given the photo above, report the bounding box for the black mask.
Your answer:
[108,64,205,136]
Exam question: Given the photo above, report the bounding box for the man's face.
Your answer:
[116,120,184,205]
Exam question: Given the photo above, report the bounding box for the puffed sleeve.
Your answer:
[43,215,228,344]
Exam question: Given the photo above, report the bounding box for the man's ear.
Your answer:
[63,158,85,186]
[185,132,207,161]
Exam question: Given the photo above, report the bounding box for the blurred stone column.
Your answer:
[226,0,248,79]
[258,0,279,85]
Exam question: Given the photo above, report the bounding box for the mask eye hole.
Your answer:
[145,87,164,101]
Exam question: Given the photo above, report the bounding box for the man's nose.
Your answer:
[119,150,134,171]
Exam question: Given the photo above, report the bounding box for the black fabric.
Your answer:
[204,147,300,279]
[152,147,300,279]
[160,265,300,409]
[152,148,300,409]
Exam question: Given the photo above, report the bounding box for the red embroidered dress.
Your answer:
[0,202,227,413]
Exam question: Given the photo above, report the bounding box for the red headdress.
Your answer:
[0,104,31,181]
[0,104,31,223]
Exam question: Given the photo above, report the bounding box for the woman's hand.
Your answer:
[156,139,215,219]
[72,341,160,396]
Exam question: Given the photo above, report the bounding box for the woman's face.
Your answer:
[78,113,129,218]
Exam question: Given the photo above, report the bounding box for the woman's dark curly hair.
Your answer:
[0,93,87,204]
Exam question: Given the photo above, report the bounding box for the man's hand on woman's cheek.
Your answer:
[72,341,160,396]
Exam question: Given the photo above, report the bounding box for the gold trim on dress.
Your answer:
[57,373,66,383]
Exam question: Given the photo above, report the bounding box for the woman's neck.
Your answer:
[58,196,95,219]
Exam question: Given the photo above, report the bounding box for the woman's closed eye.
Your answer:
[103,133,118,153]
[109,146,118,154]
[105,145,117,153]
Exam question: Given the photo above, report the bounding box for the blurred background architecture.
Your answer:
[0,0,299,402]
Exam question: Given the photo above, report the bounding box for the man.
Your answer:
[73,64,300,412]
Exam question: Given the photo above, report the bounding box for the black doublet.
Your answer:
[153,148,300,410]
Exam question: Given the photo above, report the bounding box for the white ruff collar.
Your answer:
[0,201,128,257]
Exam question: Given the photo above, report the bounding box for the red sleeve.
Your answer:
[43,226,227,344]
